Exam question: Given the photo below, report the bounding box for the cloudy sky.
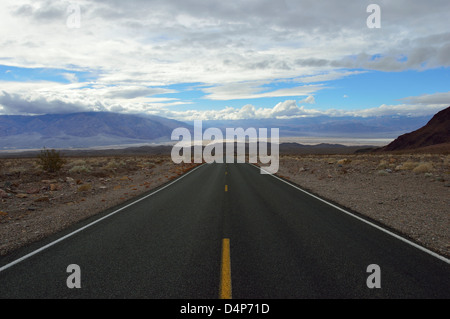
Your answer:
[0,0,449,121]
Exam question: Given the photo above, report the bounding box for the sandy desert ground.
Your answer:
[1,152,449,259]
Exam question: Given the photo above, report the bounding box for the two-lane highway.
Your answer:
[0,163,449,298]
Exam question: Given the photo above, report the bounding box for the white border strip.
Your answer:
[0,164,205,273]
[252,163,450,264]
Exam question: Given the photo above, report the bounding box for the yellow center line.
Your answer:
[220,238,232,299]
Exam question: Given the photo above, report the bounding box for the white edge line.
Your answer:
[0,164,205,273]
[251,163,450,265]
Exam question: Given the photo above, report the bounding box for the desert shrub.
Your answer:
[142,161,156,169]
[337,159,351,165]
[398,161,419,171]
[444,155,450,166]
[77,184,92,192]
[69,165,91,174]
[69,159,87,167]
[90,160,107,168]
[91,170,109,178]
[376,170,389,176]
[37,148,66,173]
[125,160,138,168]
[413,162,434,174]
[8,166,28,174]
[104,160,119,170]
[377,160,389,170]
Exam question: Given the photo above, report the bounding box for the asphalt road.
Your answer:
[0,163,449,299]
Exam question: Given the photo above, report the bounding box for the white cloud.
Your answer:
[400,92,450,105]
[297,71,366,83]
[1,80,448,121]
[157,92,450,121]
[0,80,189,115]
[0,0,449,119]
[0,90,95,115]
[340,104,449,118]
[299,95,315,104]
[102,86,177,99]
[61,73,78,83]
[202,82,324,100]
[1,0,449,89]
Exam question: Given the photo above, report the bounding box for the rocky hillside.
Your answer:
[380,106,450,152]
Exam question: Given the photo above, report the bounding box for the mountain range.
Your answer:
[200,116,431,138]
[0,112,189,150]
[0,111,441,151]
